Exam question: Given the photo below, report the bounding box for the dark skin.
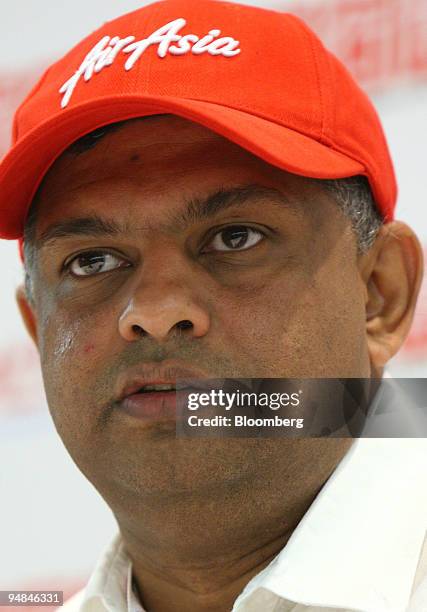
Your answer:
[17,115,423,612]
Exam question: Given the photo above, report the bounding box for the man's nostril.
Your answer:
[132,324,146,337]
[176,320,193,331]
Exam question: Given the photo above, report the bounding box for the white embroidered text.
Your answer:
[59,18,241,108]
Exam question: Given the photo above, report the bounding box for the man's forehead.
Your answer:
[63,115,228,160]
[34,114,316,214]
[39,114,260,193]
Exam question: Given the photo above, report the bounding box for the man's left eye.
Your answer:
[67,252,128,277]
[205,226,264,252]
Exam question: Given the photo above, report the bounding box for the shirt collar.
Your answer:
[232,438,427,612]
[82,534,132,612]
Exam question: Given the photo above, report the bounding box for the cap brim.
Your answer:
[0,94,366,239]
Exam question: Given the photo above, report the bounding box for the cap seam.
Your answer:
[133,2,162,96]
[288,14,325,143]
[327,52,338,144]
[307,31,325,143]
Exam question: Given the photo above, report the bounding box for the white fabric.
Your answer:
[60,435,427,612]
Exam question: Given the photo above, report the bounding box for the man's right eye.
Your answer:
[66,251,129,277]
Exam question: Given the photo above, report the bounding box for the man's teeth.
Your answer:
[141,384,176,392]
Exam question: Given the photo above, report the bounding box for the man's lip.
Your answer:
[119,390,179,421]
[115,362,212,402]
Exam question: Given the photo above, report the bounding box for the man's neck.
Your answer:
[130,527,292,612]
[118,484,321,609]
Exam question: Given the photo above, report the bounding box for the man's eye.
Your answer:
[206,226,264,252]
[67,252,128,277]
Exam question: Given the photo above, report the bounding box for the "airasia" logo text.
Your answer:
[59,18,241,108]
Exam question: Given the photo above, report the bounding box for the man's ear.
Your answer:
[16,284,38,347]
[359,221,424,372]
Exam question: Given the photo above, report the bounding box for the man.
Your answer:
[0,0,426,610]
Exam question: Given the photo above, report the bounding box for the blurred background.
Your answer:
[0,0,426,606]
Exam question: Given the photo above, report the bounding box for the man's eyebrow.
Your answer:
[36,184,299,247]
[171,184,301,228]
[37,215,127,248]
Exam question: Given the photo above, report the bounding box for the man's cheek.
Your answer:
[39,297,117,359]
[216,291,295,375]
[39,315,107,408]
[223,273,331,376]
[44,316,91,359]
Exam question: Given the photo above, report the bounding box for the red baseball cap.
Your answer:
[0,0,397,242]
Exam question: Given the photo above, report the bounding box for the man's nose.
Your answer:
[118,256,211,343]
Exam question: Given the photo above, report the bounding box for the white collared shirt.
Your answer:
[61,435,427,612]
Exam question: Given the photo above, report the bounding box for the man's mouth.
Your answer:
[119,385,179,422]
[136,384,176,393]
[115,363,210,423]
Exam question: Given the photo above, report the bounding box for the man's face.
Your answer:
[23,115,368,509]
